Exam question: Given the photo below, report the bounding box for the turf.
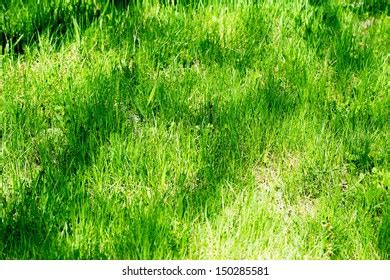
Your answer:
[0,0,389,259]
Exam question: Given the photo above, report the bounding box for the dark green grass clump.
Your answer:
[0,0,389,259]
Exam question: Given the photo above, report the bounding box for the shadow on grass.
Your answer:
[4,1,386,259]
[0,63,137,258]
[378,213,390,259]
[301,1,384,174]
[0,174,54,259]
[0,0,214,55]
[0,0,147,55]
[300,1,375,73]
[347,0,389,17]
[0,1,103,55]
[0,53,302,258]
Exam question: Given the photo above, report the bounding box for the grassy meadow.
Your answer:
[0,0,389,259]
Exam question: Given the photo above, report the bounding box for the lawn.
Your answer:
[0,0,389,259]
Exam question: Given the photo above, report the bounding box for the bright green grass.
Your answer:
[0,0,389,259]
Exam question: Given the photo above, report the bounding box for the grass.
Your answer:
[0,0,389,259]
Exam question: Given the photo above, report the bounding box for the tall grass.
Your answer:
[0,0,389,259]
